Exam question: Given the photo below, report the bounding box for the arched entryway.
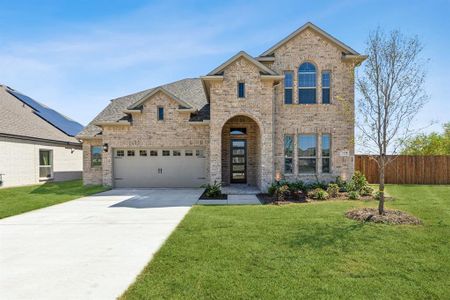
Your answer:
[221,115,261,187]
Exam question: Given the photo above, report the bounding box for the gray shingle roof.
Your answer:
[0,85,81,144]
[77,78,209,138]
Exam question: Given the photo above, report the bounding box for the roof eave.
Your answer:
[93,121,131,127]
[342,54,368,66]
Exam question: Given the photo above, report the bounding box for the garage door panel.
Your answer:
[113,149,206,188]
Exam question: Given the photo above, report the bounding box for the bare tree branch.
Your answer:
[356,28,428,214]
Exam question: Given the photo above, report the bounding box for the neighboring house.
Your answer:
[77,22,366,191]
[0,85,83,188]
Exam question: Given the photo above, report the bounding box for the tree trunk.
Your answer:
[378,161,385,215]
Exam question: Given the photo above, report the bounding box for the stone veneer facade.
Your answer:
[81,24,364,191]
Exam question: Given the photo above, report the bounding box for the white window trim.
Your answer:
[39,149,53,180]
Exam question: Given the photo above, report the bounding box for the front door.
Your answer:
[230,139,247,183]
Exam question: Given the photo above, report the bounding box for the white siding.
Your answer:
[0,137,82,188]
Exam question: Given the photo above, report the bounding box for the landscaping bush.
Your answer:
[268,183,278,196]
[348,191,360,200]
[277,185,289,201]
[360,185,374,196]
[201,181,222,198]
[345,181,357,192]
[351,171,369,191]
[308,188,329,200]
[288,181,304,193]
[326,183,339,198]
[335,176,348,192]
[304,181,328,192]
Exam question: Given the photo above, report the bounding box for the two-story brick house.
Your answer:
[77,22,366,191]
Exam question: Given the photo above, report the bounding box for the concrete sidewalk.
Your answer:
[0,188,202,300]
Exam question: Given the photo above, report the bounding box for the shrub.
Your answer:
[345,181,357,192]
[360,185,374,196]
[335,176,348,192]
[308,188,329,200]
[288,181,304,193]
[348,191,360,200]
[327,183,339,198]
[268,183,278,196]
[277,185,289,201]
[201,181,222,198]
[351,171,368,191]
[304,181,328,192]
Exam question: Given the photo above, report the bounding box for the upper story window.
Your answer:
[157,106,164,121]
[238,82,245,98]
[284,71,293,104]
[298,62,316,104]
[322,71,331,104]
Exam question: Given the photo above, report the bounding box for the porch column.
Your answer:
[209,122,222,184]
[260,126,274,191]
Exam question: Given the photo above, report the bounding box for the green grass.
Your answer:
[121,185,450,299]
[0,180,109,219]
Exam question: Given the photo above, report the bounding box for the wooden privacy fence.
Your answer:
[355,155,450,184]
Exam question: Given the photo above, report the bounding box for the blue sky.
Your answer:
[1,0,449,132]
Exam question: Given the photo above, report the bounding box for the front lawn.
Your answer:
[0,180,109,219]
[121,185,450,299]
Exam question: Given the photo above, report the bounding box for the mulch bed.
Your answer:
[345,207,421,225]
[257,193,309,205]
[199,190,228,200]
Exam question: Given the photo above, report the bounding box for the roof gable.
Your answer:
[207,51,277,76]
[128,87,193,110]
[259,22,359,57]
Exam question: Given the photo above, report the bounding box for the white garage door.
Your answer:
[113,148,207,188]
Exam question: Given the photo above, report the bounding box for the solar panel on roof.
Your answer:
[6,89,84,137]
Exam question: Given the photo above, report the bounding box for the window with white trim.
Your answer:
[39,149,53,179]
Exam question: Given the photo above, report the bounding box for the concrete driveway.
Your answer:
[0,188,202,300]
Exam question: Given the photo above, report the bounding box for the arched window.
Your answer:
[298,62,316,104]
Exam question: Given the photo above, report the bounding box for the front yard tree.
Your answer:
[357,28,428,215]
